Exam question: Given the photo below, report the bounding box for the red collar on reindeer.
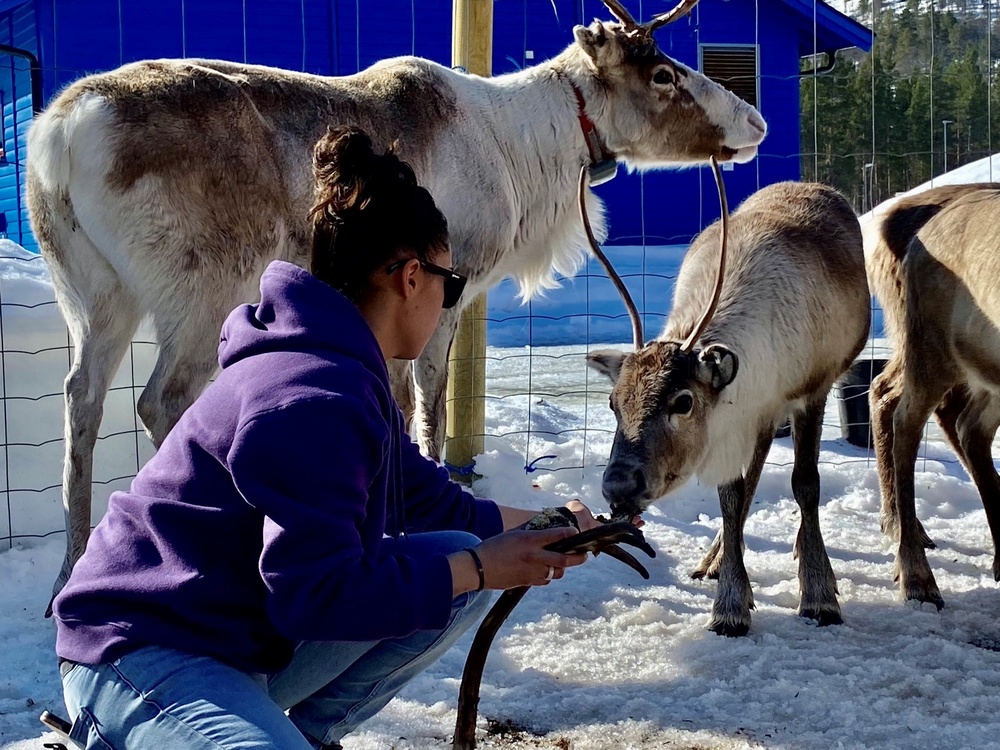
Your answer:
[569,81,619,186]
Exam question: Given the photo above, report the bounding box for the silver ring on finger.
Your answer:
[545,565,555,581]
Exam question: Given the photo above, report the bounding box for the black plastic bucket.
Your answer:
[835,358,888,449]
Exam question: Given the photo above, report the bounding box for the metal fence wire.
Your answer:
[1,0,995,547]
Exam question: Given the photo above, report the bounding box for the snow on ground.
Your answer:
[2,247,999,749]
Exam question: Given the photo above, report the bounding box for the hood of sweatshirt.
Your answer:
[218,260,387,384]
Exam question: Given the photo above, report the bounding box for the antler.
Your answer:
[644,0,700,34]
[452,518,655,749]
[681,156,730,353]
[578,166,644,352]
[599,0,639,31]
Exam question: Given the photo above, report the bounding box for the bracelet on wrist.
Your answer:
[464,547,485,592]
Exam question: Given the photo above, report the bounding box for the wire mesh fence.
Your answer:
[0,0,995,549]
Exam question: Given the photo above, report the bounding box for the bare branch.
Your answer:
[643,0,699,34]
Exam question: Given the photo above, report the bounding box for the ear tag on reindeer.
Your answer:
[589,158,619,186]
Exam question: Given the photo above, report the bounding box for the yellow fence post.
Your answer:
[446,0,491,481]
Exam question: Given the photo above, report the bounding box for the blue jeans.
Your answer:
[60,531,491,749]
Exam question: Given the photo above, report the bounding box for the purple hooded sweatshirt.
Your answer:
[53,261,503,674]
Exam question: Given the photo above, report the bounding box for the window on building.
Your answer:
[700,45,759,109]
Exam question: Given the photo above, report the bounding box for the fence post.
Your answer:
[446,0,490,480]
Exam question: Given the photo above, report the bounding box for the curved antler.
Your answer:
[681,156,730,353]
[599,0,639,30]
[644,0,700,34]
[578,166,644,352]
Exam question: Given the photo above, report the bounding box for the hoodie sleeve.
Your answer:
[397,426,503,540]
[228,397,456,642]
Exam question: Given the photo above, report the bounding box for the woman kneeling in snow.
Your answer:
[52,126,598,750]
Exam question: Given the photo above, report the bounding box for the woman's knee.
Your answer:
[402,530,482,558]
[452,585,493,615]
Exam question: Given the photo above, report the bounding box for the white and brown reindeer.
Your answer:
[26,0,766,604]
[586,181,870,635]
[866,183,1000,609]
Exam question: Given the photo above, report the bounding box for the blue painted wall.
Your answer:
[0,1,37,249]
[0,0,846,253]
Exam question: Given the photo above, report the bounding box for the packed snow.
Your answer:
[1,242,999,750]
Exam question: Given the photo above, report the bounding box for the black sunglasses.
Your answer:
[386,259,468,310]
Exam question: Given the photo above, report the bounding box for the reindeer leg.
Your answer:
[791,395,841,626]
[44,264,141,614]
[413,308,461,461]
[692,426,773,580]
[707,477,754,636]
[872,357,907,543]
[138,280,249,447]
[893,383,948,609]
[954,394,1000,582]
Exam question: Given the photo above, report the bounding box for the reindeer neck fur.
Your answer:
[659,275,786,485]
[657,198,869,486]
[451,48,611,298]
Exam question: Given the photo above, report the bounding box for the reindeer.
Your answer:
[866,184,1000,609]
[26,0,766,604]
[586,182,870,636]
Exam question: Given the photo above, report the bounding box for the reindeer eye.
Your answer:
[653,67,675,86]
[672,393,693,416]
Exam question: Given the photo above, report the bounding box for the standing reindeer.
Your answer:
[866,184,1000,609]
[26,0,766,603]
[587,182,870,636]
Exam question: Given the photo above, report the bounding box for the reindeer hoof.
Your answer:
[906,591,945,611]
[691,563,719,581]
[690,555,722,580]
[902,582,944,611]
[799,607,843,627]
[689,566,720,581]
[992,556,999,582]
[708,618,750,638]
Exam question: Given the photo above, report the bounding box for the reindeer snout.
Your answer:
[603,464,646,517]
[747,110,767,139]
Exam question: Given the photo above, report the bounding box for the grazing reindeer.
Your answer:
[866,184,1000,609]
[26,0,766,604]
[587,182,870,635]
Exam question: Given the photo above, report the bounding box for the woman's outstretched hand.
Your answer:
[448,527,586,596]
[563,499,643,531]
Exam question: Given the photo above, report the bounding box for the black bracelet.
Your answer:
[464,547,486,592]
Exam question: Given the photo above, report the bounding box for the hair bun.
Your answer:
[313,126,419,222]
[312,126,380,216]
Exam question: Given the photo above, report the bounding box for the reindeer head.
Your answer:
[569,0,767,167]
[587,341,738,519]
[582,153,735,521]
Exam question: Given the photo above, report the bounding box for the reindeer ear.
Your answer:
[586,349,626,384]
[694,344,738,390]
[573,22,607,62]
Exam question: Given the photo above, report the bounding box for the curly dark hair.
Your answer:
[309,126,449,302]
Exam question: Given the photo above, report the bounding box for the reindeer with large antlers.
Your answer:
[27,0,765,606]
[587,181,870,636]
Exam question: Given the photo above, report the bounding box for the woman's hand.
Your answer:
[563,499,602,532]
[448,527,586,595]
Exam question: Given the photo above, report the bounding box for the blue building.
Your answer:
[0,0,870,253]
